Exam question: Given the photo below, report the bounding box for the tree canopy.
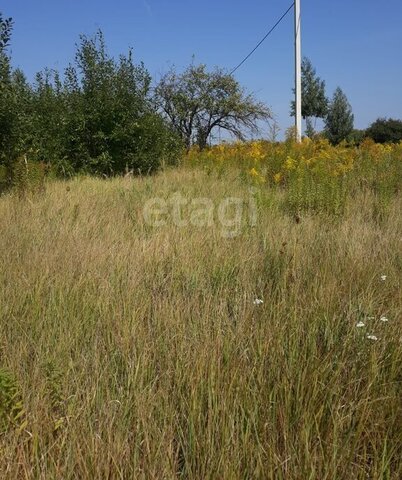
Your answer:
[155,64,271,149]
[366,118,402,144]
[325,87,354,145]
[291,57,328,138]
[0,13,12,52]
[0,18,181,178]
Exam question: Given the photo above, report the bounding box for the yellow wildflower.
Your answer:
[284,156,296,170]
[249,167,265,184]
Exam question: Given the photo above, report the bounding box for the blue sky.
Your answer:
[4,0,402,135]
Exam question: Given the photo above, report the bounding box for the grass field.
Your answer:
[0,165,401,479]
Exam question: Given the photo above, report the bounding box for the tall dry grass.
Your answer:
[0,167,401,479]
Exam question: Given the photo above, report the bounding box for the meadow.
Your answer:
[0,139,401,479]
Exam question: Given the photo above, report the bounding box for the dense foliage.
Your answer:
[0,16,182,184]
[366,118,402,144]
[325,87,354,145]
[290,57,328,138]
[0,13,16,176]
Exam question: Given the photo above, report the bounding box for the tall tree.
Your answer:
[56,31,177,175]
[155,63,271,150]
[325,87,354,145]
[291,57,328,138]
[0,13,14,165]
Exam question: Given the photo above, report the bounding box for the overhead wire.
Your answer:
[230,2,294,75]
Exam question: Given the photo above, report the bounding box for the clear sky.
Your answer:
[4,0,402,135]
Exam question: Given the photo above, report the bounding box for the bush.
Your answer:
[347,129,366,146]
[366,118,402,144]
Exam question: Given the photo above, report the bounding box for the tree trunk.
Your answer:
[196,127,209,150]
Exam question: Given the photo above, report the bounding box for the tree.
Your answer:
[0,13,15,166]
[0,23,181,178]
[325,87,354,145]
[155,63,271,150]
[0,14,33,189]
[63,31,155,173]
[267,116,281,142]
[291,57,328,138]
[366,118,402,144]
[0,13,12,53]
[28,31,181,175]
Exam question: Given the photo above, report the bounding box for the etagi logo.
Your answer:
[142,189,258,238]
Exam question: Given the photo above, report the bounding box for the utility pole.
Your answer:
[294,0,302,142]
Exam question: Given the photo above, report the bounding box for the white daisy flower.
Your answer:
[367,334,378,341]
[356,322,365,328]
[380,275,387,281]
[380,316,389,322]
[253,298,264,306]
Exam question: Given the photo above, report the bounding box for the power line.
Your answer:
[230,2,295,75]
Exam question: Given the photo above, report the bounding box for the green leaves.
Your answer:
[366,118,402,144]
[325,87,354,145]
[0,22,181,178]
[290,57,328,138]
[155,64,271,150]
[0,368,27,434]
[0,13,13,52]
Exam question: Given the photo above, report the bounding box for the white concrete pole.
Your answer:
[294,0,302,142]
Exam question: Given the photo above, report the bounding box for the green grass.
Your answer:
[0,168,401,479]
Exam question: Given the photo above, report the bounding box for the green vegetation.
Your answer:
[155,63,271,150]
[325,87,354,145]
[290,57,328,138]
[1,9,402,479]
[288,57,402,146]
[366,118,402,144]
[0,24,181,178]
[0,12,274,185]
[0,168,401,478]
